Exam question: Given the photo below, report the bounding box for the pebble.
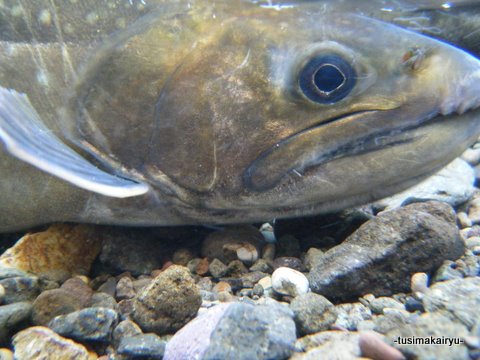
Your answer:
[249,259,273,273]
[117,333,166,359]
[367,309,413,334]
[432,260,464,282]
[61,277,93,307]
[225,260,248,277]
[368,297,405,315]
[31,288,84,326]
[293,331,361,359]
[303,248,324,271]
[164,302,296,360]
[48,307,119,342]
[209,258,228,278]
[308,201,464,301]
[115,277,135,301]
[88,293,118,311]
[112,319,143,348]
[0,349,13,360]
[187,258,209,276]
[213,281,232,295]
[410,272,429,298]
[262,243,276,262]
[12,326,96,360]
[132,277,152,293]
[201,226,264,265]
[97,277,117,297]
[172,248,195,266]
[0,224,103,283]
[466,236,480,248]
[404,297,425,313]
[290,293,337,335]
[258,276,273,298]
[0,275,39,304]
[132,265,201,334]
[422,277,480,329]
[375,158,475,210]
[0,302,32,343]
[239,271,268,288]
[334,303,372,331]
[272,267,309,297]
[457,212,472,228]
[462,147,480,165]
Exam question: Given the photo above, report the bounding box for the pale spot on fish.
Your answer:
[64,23,75,35]
[116,18,127,29]
[85,12,99,25]
[38,9,52,27]
[11,5,24,17]
[36,71,49,87]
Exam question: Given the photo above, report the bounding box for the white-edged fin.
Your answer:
[0,88,149,198]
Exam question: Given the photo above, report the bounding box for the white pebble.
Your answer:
[457,212,472,229]
[411,272,429,298]
[236,244,258,265]
[461,148,480,166]
[271,267,309,297]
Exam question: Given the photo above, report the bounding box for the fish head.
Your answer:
[73,3,480,219]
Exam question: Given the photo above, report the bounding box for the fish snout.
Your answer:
[437,50,480,116]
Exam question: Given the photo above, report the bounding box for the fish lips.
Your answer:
[242,106,473,193]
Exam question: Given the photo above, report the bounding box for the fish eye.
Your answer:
[299,54,356,104]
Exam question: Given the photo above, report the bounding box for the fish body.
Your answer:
[1,0,480,231]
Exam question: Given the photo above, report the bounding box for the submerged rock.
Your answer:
[0,224,103,283]
[308,202,464,301]
[290,293,337,335]
[0,302,31,344]
[12,326,96,360]
[132,265,201,335]
[117,333,166,359]
[48,307,118,342]
[422,277,480,329]
[164,302,296,360]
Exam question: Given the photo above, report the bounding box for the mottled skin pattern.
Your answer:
[1,0,480,231]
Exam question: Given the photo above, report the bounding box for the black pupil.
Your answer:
[299,54,356,104]
[314,65,345,93]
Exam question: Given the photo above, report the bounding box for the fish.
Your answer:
[1,0,480,231]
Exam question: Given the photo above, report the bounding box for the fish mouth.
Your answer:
[243,106,479,192]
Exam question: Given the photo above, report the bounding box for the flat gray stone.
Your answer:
[423,277,480,329]
[118,333,166,359]
[164,302,296,360]
[0,302,32,343]
[290,293,337,335]
[48,307,118,342]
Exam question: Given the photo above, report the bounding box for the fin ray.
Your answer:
[0,88,149,198]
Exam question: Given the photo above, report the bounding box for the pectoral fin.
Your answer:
[0,88,149,198]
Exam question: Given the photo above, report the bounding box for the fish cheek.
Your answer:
[147,61,216,193]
